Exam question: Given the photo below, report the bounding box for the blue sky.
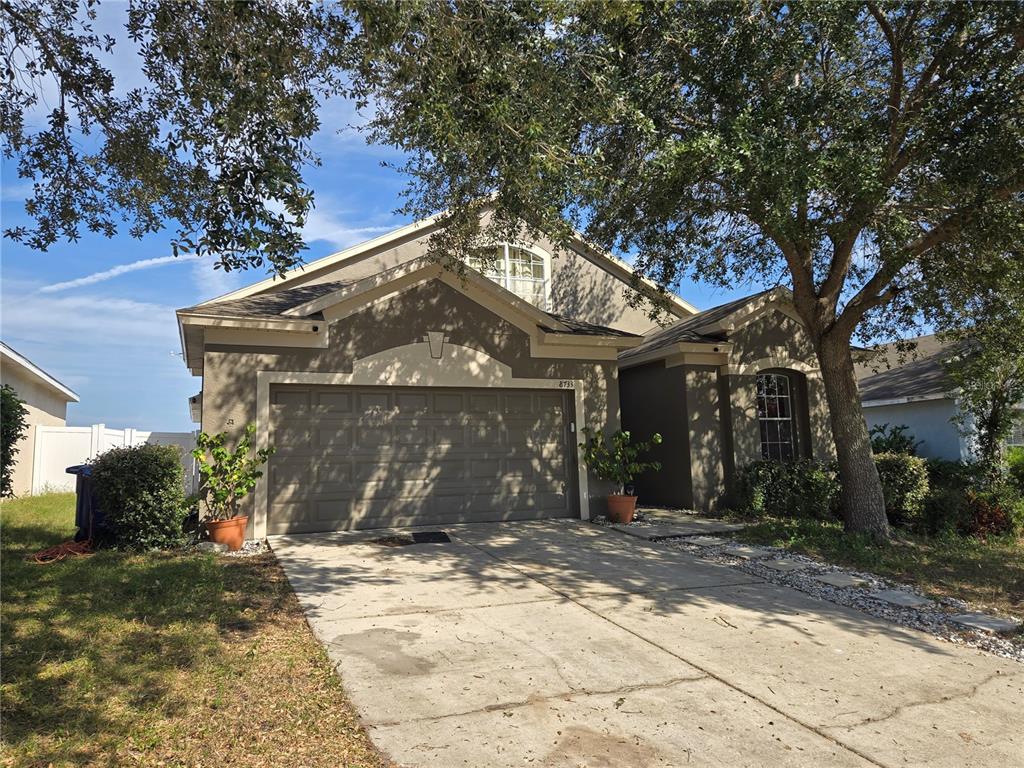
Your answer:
[0,5,750,431]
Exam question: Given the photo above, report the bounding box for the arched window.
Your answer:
[465,244,550,309]
[756,372,796,460]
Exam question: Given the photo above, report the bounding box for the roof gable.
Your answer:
[195,213,698,319]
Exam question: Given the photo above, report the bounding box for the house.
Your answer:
[618,289,835,511]
[856,334,1023,461]
[0,341,80,496]
[177,216,833,537]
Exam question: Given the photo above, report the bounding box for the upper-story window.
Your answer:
[757,372,796,460]
[465,244,550,310]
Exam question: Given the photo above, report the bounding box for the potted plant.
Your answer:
[579,427,662,524]
[192,423,274,551]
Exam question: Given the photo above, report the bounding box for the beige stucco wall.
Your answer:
[0,363,70,496]
[620,306,836,512]
[727,311,835,463]
[242,228,675,336]
[198,279,621,533]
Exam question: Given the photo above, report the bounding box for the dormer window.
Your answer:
[465,244,550,310]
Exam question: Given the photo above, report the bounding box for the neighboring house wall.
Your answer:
[862,399,968,461]
[0,363,69,496]
[620,309,835,511]
[199,279,621,535]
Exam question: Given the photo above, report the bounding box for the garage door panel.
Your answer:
[267,385,576,534]
[433,392,465,412]
[316,424,353,448]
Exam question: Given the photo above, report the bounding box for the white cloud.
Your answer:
[39,254,202,293]
[301,207,397,249]
[190,258,247,302]
[1,180,35,202]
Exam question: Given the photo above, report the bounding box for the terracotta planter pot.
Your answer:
[205,515,248,552]
[606,494,638,524]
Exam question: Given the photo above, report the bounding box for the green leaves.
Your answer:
[578,427,662,495]
[192,423,274,521]
[0,385,29,498]
[2,0,352,274]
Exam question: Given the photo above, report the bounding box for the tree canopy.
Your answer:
[1,0,348,274]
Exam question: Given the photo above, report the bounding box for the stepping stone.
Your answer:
[813,573,869,589]
[870,589,932,608]
[723,544,770,560]
[760,559,808,573]
[638,514,748,534]
[687,536,727,547]
[950,613,1020,635]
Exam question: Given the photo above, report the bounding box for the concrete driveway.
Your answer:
[271,521,1022,768]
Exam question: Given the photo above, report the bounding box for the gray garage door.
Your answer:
[267,385,577,534]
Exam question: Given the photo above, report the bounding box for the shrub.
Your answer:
[193,423,275,520]
[91,443,187,550]
[1007,446,1024,494]
[959,485,1024,539]
[925,458,981,492]
[736,460,840,520]
[874,453,929,529]
[0,384,29,498]
[921,487,969,535]
[579,427,662,495]
[868,423,921,456]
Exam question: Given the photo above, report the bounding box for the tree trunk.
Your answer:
[816,332,890,539]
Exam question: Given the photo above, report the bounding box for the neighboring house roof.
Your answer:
[0,341,79,402]
[619,288,786,365]
[195,214,699,318]
[858,334,960,406]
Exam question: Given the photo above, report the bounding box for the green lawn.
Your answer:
[736,516,1024,619]
[1,494,390,768]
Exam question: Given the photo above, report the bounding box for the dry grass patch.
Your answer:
[1,494,391,768]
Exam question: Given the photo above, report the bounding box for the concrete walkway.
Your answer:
[271,521,1022,768]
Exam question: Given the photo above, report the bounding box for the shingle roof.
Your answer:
[180,281,349,320]
[858,334,961,403]
[619,290,773,360]
[542,313,640,338]
[181,280,637,338]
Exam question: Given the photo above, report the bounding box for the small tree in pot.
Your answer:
[192,423,274,551]
[579,427,662,524]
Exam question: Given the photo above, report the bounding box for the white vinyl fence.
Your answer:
[32,424,199,495]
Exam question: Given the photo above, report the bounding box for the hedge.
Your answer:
[874,452,929,529]
[90,443,187,550]
[735,460,840,520]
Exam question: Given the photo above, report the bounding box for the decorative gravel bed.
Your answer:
[665,535,1023,663]
[597,516,1023,663]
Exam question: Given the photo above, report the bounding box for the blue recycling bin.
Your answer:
[66,464,106,542]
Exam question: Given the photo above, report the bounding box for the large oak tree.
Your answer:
[351,1,1024,537]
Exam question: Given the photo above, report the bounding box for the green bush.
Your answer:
[1,384,29,498]
[925,458,981,492]
[91,444,187,550]
[874,453,929,529]
[736,460,840,520]
[868,423,921,455]
[1007,446,1024,494]
[921,486,969,535]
